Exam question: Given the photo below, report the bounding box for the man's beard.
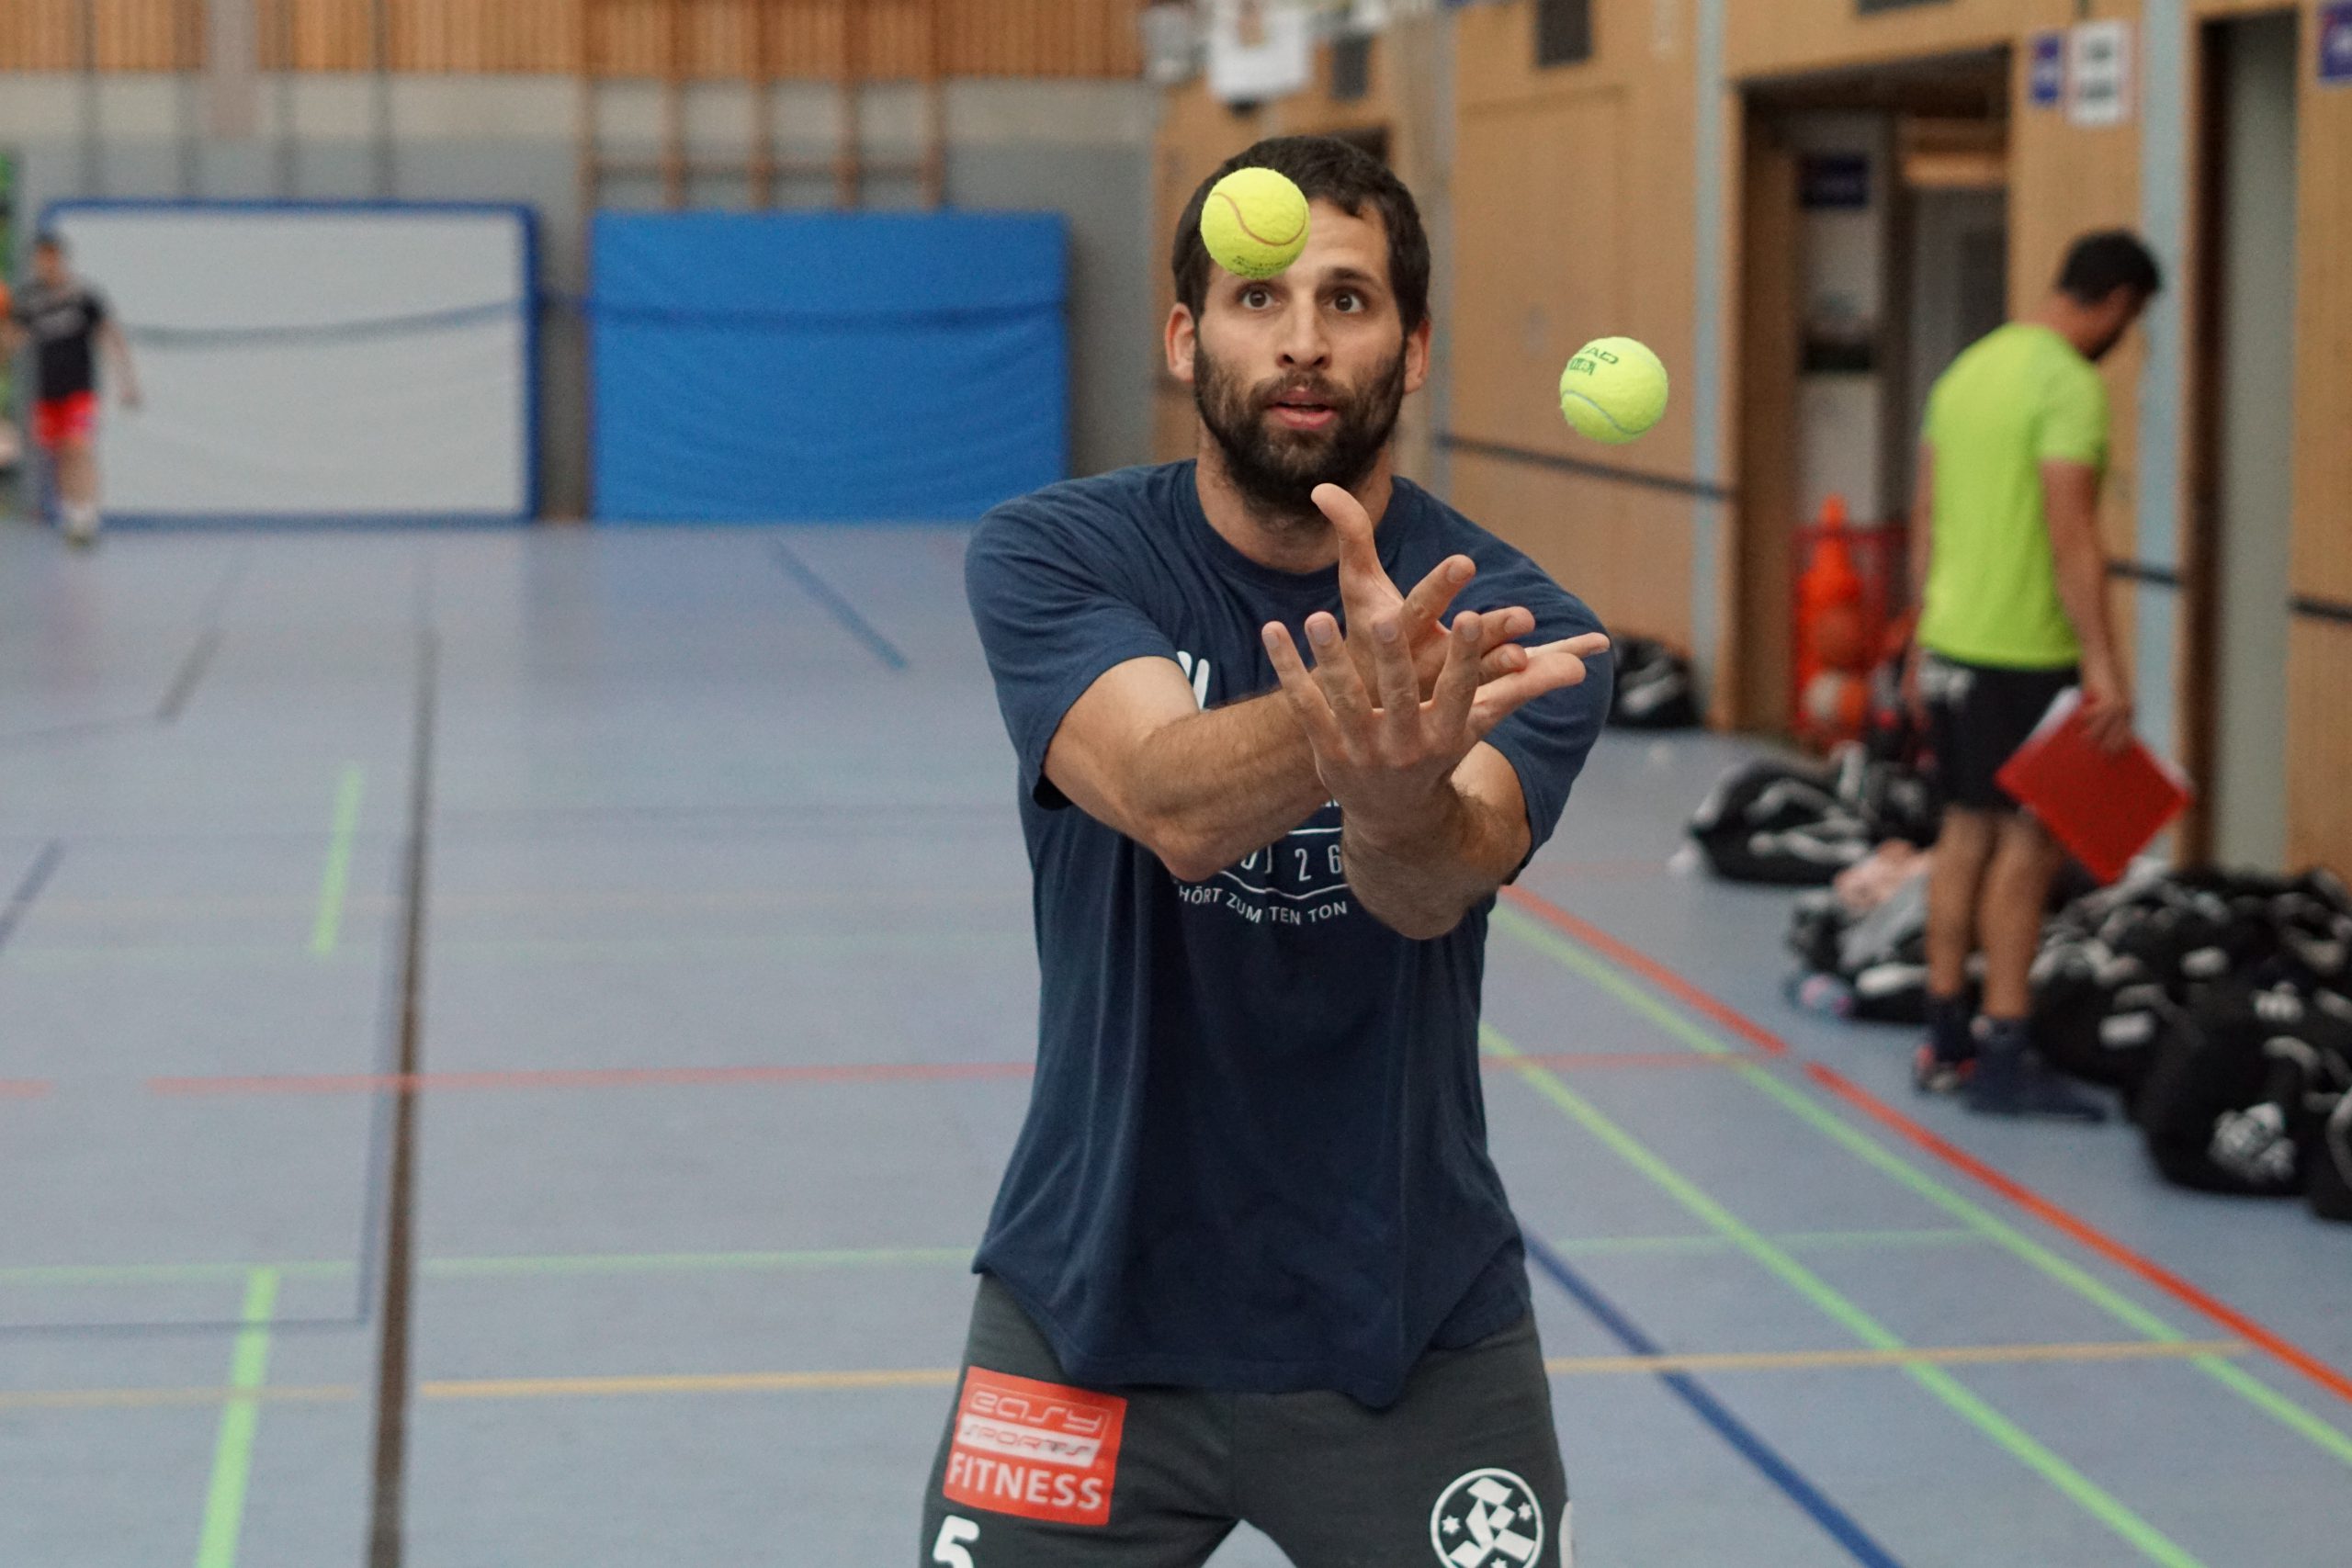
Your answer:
[1193,337,1407,525]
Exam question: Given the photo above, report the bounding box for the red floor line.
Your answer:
[0,1080,51,1099]
[1504,1051,1760,1072]
[1499,883,2352,1413]
[145,1049,1748,1099]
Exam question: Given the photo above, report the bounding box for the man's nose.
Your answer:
[1274,300,1330,370]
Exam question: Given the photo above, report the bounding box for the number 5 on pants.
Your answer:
[932,1515,979,1568]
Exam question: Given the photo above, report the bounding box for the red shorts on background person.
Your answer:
[32,390,98,451]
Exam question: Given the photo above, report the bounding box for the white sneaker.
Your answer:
[63,504,99,546]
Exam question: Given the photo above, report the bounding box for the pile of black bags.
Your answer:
[1688,747,1939,886]
[1606,637,1702,730]
[2031,867,2352,1217]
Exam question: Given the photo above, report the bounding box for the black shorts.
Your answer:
[919,1275,1570,1568]
[1920,652,2078,812]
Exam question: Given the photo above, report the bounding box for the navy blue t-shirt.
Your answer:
[965,460,1610,1408]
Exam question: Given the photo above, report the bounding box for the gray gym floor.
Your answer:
[1,522,2346,1568]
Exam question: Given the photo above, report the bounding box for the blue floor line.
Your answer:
[1523,1232,1908,1568]
[773,541,910,671]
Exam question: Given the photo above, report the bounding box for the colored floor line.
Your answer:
[774,541,910,671]
[192,1269,278,1568]
[0,1337,2244,1416]
[5,927,1033,972]
[0,840,64,964]
[1527,1234,1905,1568]
[1486,1028,2210,1568]
[37,886,1025,920]
[0,1079,51,1099]
[0,1231,1989,1291]
[139,1049,1746,1099]
[311,764,366,956]
[1497,891,2352,1468]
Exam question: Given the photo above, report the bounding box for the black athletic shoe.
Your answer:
[1913,1044,1974,1096]
[1964,1048,2109,1122]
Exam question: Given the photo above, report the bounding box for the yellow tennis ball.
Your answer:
[1200,168,1311,280]
[1558,337,1669,445]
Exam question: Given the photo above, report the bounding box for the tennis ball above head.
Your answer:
[1200,167,1311,280]
[1558,336,1670,445]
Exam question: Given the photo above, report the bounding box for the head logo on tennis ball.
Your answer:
[1559,336,1669,445]
[1200,167,1312,281]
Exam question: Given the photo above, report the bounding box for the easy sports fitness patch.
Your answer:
[942,1368,1127,1527]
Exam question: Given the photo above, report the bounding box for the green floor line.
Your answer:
[0,1231,1989,1292]
[1486,1028,2208,1568]
[1496,906,2352,1472]
[192,1269,278,1568]
[310,766,365,957]
[4,927,1034,972]
[424,1246,976,1278]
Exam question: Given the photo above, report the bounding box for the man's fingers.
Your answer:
[1317,483,1396,614]
[1368,614,1422,751]
[1478,644,1529,682]
[1557,631,1611,660]
[1398,556,1475,643]
[1303,611,1376,739]
[1430,611,1483,739]
[1466,649,1594,739]
[1476,606,1538,649]
[1261,622,1348,754]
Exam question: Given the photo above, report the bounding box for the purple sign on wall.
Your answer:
[2030,31,2066,106]
[2323,3,2352,86]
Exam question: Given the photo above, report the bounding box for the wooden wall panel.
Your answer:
[1451,455,1697,651]
[0,0,190,70]
[1150,76,1265,463]
[1449,0,1702,650]
[2287,619,2352,875]
[1724,0,2025,81]
[2291,0,2352,606]
[5,0,1138,77]
[1,1,85,70]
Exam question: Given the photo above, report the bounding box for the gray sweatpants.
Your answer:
[919,1275,1570,1568]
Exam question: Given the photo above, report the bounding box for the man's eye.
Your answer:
[1333,292,1363,312]
[1242,288,1272,309]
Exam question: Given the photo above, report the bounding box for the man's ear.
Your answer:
[1403,315,1432,396]
[1167,303,1199,387]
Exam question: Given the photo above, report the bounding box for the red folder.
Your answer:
[1994,687,2191,884]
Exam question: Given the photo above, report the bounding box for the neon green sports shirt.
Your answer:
[1917,322,2107,670]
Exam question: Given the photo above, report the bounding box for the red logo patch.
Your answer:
[941,1367,1127,1527]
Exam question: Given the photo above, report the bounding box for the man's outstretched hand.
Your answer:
[1261,595,1609,845]
[1315,482,1539,697]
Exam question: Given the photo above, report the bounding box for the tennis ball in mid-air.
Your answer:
[1200,168,1311,280]
[1558,337,1669,444]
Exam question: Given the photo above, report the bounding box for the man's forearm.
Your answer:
[1340,784,1518,941]
[1127,693,1332,880]
[2052,533,2120,676]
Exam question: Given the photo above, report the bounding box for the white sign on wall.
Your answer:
[1205,0,1312,106]
[2068,19,2133,128]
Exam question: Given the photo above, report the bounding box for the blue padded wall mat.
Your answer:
[592,210,1068,522]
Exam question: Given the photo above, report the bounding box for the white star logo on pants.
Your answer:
[1429,1468,1544,1567]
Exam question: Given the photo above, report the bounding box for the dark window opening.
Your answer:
[1536,0,1592,68]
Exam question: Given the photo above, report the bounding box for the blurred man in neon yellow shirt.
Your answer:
[1909,231,2160,1120]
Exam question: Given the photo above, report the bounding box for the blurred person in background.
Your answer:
[1908,230,2162,1120]
[4,232,140,546]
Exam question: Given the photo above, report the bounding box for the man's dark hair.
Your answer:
[2056,231,2161,305]
[1172,135,1430,335]
[32,231,63,255]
